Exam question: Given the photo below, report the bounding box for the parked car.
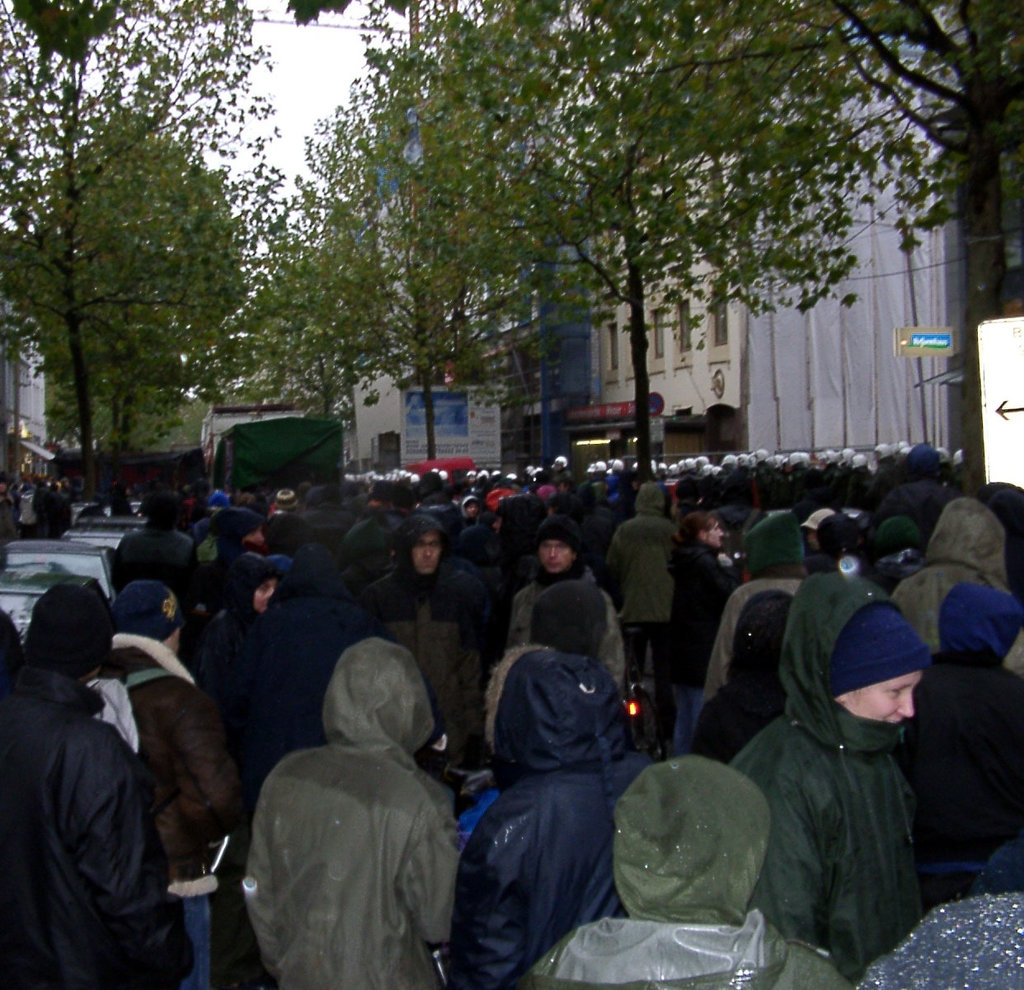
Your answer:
[61,514,146,550]
[0,571,107,641]
[1,540,116,603]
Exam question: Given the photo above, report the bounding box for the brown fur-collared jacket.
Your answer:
[103,634,242,894]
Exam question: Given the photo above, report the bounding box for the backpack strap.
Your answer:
[125,667,176,689]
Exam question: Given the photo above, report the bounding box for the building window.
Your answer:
[710,300,728,347]
[607,321,619,372]
[651,308,666,360]
[677,299,692,354]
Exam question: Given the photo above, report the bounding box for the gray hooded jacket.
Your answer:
[246,637,458,990]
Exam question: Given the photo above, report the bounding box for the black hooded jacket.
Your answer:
[361,514,486,763]
[0,667,191,989]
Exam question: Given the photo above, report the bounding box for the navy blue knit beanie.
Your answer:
[112,580,184,642]
[830,602,931,696]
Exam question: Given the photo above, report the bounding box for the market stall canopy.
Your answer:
[214,416,342,490]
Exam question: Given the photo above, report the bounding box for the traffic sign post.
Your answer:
[979,317,1024,488]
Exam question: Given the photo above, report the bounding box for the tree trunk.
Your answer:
[60,69,96,498]
[421,371,436,461]
[959,119,1006,494]
[627,259,652,482]
[67,312,95,498]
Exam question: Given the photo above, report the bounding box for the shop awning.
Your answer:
[18,438,55,461]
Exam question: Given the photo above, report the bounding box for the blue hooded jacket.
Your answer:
[449,649,649,990]
[225,543,387,809]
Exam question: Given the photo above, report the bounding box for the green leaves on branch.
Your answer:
[287,0,406,25]
[11,0,119,61]
[0,0,276,490]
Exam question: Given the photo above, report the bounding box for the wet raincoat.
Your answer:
[246,638,458,990]
[520,757,850,989]
[891,496,1024,674]
[731,574,922,983]
[891,497,1010,651]
[450,649,649,990]
[606,482,675,624]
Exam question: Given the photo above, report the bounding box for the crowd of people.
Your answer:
[1,439,1023,990]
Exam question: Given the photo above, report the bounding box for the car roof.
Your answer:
[5,539,110,555]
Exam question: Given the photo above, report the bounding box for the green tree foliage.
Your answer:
[265,8,538,459]
[287,0,406,26]
[0,0,278,493]
[11,0,119,61]
[802,0,1023,490]
[439,0,932,478]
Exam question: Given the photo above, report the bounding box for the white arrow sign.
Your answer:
[979,317,1024,487]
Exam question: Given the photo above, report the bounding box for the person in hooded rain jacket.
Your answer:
[859,893,1024,990]
[900,582,1024,908]
[191,552,280,988]
[193,552,280,725]
[985,484,1024,606]
[246,638,459,990]
[520,757,851,989]
[732,573,930,983]
[606,481,678,745]
[449,649,650,990]
[361,512,486,766]
[891,496,1024,674]
[224,542,387,811]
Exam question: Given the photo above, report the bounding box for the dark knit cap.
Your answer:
[744,511,803,576]
[873,515,922,558]
[816,513,861,557]
[939,582,1024,659]
[25,583,113,679]
[111,580,184,642]
[536,514,582,554]
[731,590,793,675]
[141,490,179,530]
[215,506,266,566]
[216,506,265,542]
[829,602,931,697]
[530,579,607,657]
[906,443,941,478]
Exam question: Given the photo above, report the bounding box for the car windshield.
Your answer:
[0,590,42,641]
[4,552,106,585]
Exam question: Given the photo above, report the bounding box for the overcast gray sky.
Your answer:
[247,2,379,186]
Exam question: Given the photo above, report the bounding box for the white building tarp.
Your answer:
[746,203,956,453]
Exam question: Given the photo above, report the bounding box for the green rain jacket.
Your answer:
[519,757,851,990]
[246,638,458,990]
[606,482,676,624]
[891,497,1024,674]
[731,574,922,983]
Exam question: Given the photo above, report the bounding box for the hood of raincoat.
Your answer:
[987,486,1024,536]
[780,572,906,754]
[391,512,448,580]
[321,637,435,759]
[493,648,626,770]
[222,552,280,625]
[634,481,667,518]
[924,497,1008,583]
[613,757,770,926]
[273,541,353,604]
